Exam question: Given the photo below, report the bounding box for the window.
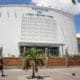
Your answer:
[48,47,59,56]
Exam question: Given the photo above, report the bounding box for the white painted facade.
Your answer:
[0,5,78,57]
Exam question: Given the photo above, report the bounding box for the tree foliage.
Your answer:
[23,48,44,78]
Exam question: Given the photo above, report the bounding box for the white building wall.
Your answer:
[0,6,21,57]
[21,8,58,44]
[61,15,78,54]
[0,5,78,57]
[55,11,78,54]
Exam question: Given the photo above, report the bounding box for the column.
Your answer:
[23,46,26,69]
[59,45,64,56]
[23,46,26,57]
[61,45,64,56]
[45,48,48,68]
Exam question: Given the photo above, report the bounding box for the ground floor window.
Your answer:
[48,47,59,57]
[19,46,59,57]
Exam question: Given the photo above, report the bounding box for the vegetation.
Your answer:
[23,47,80,78]
[24,48,44,78]
[48,53,60,58]
[11,55,15,58]
[63,54,80,58]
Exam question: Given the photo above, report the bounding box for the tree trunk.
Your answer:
[66,57,69,68]
[32,62,35,78]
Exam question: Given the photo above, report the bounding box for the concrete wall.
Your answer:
[0,5,78,57]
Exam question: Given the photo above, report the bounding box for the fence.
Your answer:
[3,57,80,68]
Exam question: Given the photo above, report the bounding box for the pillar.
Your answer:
[45,48,48,68]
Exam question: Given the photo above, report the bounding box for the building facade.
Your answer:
[0,5,78,57]
[77,37,80,53]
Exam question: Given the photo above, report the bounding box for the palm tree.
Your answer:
[24,48,44,78]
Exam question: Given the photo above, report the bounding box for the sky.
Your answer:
[0,0,80,33]
[75,14,80,33]
[0,0,31,4]
[78,0,80,2]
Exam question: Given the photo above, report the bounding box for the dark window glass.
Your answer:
[48,47,59,56]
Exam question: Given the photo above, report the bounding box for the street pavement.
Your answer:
[0,67,80,80]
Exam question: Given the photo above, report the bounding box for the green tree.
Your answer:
[24,48,44,78]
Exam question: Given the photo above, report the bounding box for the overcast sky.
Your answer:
[0,0,80,33]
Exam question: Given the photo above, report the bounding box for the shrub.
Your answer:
[63,54,80,58]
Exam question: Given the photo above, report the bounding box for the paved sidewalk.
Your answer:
[0,67,80,80]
